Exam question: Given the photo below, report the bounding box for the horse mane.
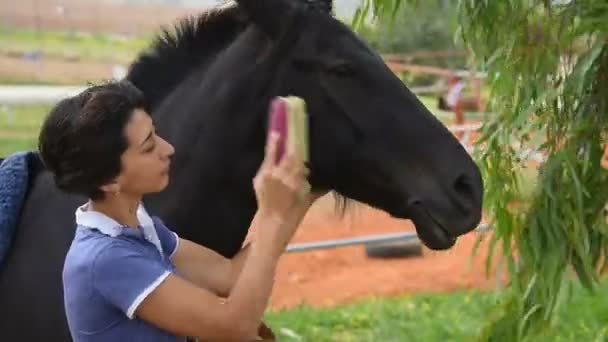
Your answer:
[127,1,353,218]
[126,3,249,112]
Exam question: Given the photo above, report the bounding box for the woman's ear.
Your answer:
[100,181,121,196]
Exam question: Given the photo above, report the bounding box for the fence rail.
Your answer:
[285,223,491,253]
[0,83,447,105]
[0,85,87,105]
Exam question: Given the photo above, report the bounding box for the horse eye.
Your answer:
[292,59,318,72]
[327,63,354,77]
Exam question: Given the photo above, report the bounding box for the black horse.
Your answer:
[0,0,483,340]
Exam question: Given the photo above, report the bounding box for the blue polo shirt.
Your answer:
[62,202,186,341]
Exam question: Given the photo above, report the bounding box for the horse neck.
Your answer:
[147,157,260,258]
[143,67,271,258]
[145,83,268,257]
[144,107,264,256]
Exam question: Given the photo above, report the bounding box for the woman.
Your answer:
[437,75,485,140]
[38,80,324,341]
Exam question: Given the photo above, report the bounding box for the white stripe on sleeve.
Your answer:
[126,270,171,319]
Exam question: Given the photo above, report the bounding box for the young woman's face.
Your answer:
[114,109,175,196]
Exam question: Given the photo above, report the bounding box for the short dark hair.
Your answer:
[38,80,146,200]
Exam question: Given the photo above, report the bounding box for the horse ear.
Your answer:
[234,0,299,39]
[304,0,333,15]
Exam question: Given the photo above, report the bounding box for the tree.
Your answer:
[360,0,460,54]
[356,0,608,340]
[355,0,466,86]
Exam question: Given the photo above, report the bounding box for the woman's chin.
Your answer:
[153,175,170,193]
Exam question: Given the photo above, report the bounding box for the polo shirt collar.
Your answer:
[75,201,163,255]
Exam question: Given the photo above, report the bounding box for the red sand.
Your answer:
[257,195,501,311]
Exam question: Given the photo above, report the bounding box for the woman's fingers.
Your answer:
[260,135,310,203]
[297,180,312,201]
[276,149,296,173]
[261,132,280,171]
[278,153,308,180]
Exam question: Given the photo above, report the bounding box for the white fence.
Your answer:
[0,84,444,105]
[0,85,87,106]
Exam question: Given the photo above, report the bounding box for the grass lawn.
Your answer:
[264,281,608,341]
[0,27,151,64]
[0,105,49,156]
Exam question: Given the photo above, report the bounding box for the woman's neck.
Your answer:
[89,193,141,228]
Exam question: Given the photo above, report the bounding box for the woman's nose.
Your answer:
[159,137,175,157]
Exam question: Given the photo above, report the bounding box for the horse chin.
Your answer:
[389,203,457,250]
[414,219,457,250]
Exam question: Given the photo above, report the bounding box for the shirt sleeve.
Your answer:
[151,216,179,258]
[92,244,172,319]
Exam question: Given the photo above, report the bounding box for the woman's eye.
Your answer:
[144,144,155,153]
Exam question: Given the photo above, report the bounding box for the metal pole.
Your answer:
[285,223,491,253]
[286,232,420,253]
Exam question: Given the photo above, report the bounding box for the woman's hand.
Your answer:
[251,131,324,257]
[253,132,311,223]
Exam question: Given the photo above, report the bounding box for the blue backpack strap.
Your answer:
[0,151,35,268]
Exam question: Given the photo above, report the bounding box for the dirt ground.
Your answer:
[267,124,529,311]
[265,124,500,310]
[266,194,500,311]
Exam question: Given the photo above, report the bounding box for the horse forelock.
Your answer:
[126,0,338,113]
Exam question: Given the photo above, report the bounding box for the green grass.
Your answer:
[0,105,48,156]
[0,76,63,86]
[264,281,608,341]
[0,104,49,132]
[0,136,38,157]
[0,26,152,64]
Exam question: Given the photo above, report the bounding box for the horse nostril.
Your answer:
[454,174,468,191]
[453,174,475,205]
[451,172,483,233]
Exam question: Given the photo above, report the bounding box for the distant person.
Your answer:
[602,139,608,170]
[438,74,485,139]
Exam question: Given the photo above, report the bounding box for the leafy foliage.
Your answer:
[355,0,608,340]
[459,2,608,339]
[354,0,467,86]
[356,0,460,54]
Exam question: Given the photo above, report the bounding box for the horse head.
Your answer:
[127,0,483,255]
